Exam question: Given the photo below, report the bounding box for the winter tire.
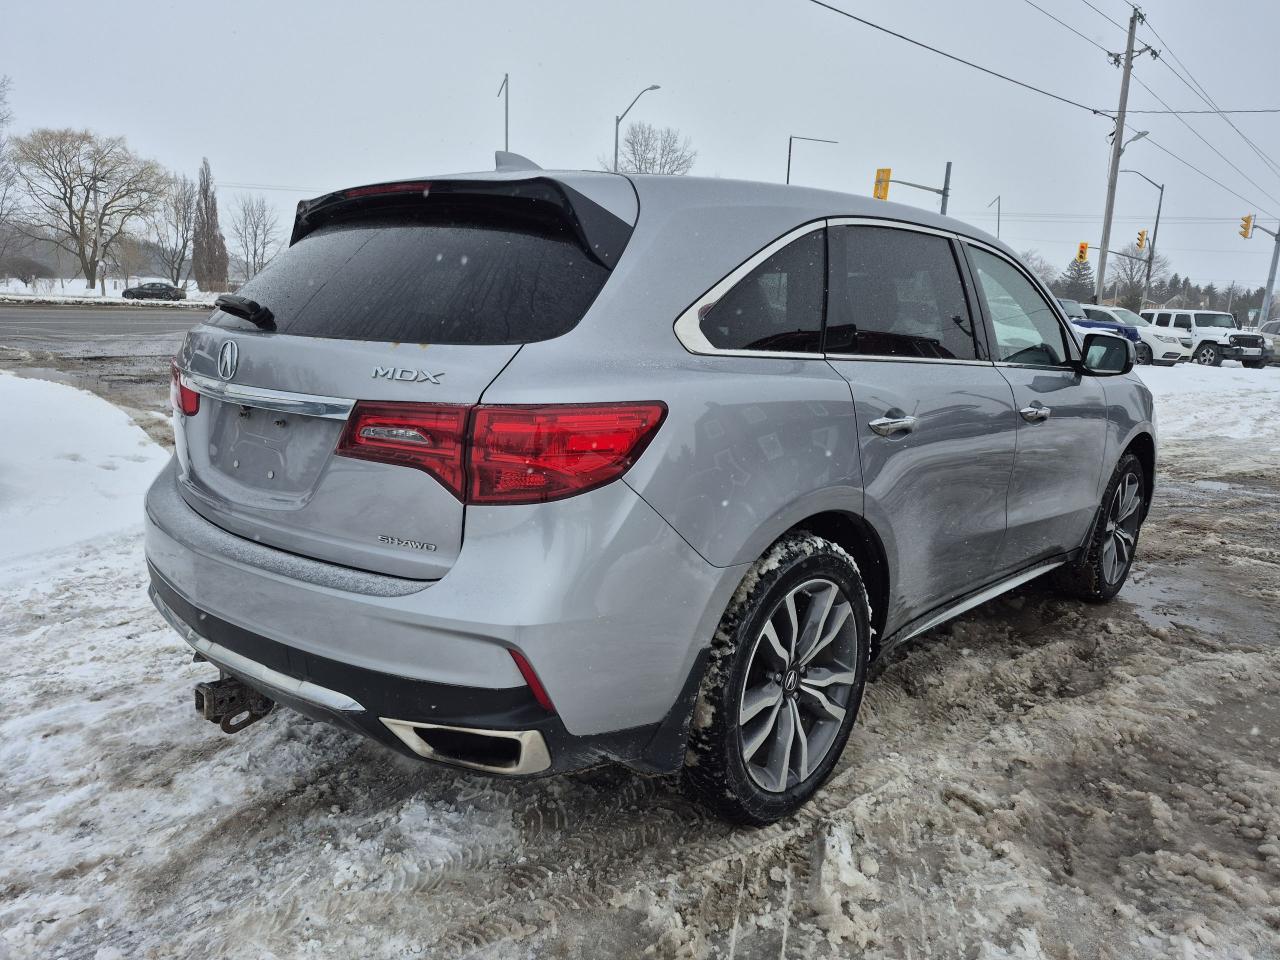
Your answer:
[1194,344,1221,366]
[1053,452,1145,603]
[1135,342,1153,365]
[682,533,871,825]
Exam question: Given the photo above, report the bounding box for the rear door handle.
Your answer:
[869,415,919,437]
[1019,403,1051,423]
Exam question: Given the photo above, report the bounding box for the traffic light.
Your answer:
[873,167,891,201]
[1076,242,1089,263]
[1240,214,1255,239]
[1137,229,1148,251]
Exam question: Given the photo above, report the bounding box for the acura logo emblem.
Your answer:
[217,341,239,381]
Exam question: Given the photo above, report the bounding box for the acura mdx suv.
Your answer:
[147,159,1155,824]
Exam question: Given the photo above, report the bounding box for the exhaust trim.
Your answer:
[380,718,551,775]
[150,587,365,714]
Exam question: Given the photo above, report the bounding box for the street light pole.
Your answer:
[785,135,839,185]
[614,84,660,173]
[1121,169,1164,310]
[987,195,1001,238]
[496,73,509,152]
[1257,223,1280,327]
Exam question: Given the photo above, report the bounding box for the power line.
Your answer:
[1127,107,1280,115]
[804,0,1113,117]
[1016,0,1114,57]
[1075,0,1126,33]
[1128,72,1280,209]
[1136,128,1278,219]
[1139,18,1280,180]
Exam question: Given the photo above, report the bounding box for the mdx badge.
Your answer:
[373,366,444,384]
[218,340,239,381]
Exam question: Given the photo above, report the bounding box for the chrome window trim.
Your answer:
[824,354,994,367]
[672,220,829,359]
[182,368,355,420]
[824,216,958,239]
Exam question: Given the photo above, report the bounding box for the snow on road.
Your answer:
[2,369,1279,959]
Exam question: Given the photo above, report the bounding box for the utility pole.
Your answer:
[1256,223,1280,326]
[940,161,952,216]
[785,135,838,185]
[1122,169,1164,309]
[1096,7,1154,303]
[987,195,1001,238]
[496,73,509,152]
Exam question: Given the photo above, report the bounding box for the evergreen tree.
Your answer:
[1057,258,1096,301]
[192,158,229,292]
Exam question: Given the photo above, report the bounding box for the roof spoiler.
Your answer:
[495,151,542,172]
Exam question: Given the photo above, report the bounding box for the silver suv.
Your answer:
[147,164,1155,824]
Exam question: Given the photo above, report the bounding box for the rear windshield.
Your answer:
[210,206,612,344]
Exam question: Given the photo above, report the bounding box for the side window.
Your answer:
[967,247,1069,366]
[1174,314,1192,331]
[1155,312,1171,326]
[698,229,824,353]
[826,226,977,360]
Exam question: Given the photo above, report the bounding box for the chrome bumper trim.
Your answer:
[150,588,365,713]
[380,718,552,775]
[181,369,355,420]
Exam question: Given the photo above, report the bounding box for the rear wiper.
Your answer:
[215,294,276,331]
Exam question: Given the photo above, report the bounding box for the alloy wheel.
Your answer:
[737,578,858,792]
[1195,345,1217,365]
[1101,472,1142,584]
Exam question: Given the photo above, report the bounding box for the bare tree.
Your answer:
[1019,249,1058,289]
[600,121,696,175]
[10,128,164,289]
[230,193,279,280]
[0,76,24,277]
[192,158,229,292]
[149,173,197,286]
[109,233,151,288]
[1107,242,1169,311]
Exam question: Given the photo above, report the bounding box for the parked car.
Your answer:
[1057,297,1089,320]
[1260,319,1280,365]
[122,281,187,301]
[1082,304,1190,365]
[1066,306,1142,357]
[148,166,1156,824]
[1140,308,1270,368]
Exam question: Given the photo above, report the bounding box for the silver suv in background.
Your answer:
[148,163,1156,823]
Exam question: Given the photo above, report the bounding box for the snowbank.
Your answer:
[1137,364,1280,446]
[0,373,169,565]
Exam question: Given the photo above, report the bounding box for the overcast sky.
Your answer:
[6,0,1279,289]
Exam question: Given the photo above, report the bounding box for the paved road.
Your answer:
[0,302,204,356]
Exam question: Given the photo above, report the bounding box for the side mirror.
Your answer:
[1080,332,1134,376]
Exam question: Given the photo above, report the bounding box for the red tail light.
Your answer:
[336,402,469,499]
[469,403,667,504]
[335,401,666,505]
[169,361,200,417]
[509,650,555,713]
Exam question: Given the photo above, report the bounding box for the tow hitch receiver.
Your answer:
[194,676,274,734]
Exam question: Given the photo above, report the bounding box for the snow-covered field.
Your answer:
[0,277,216,307]
[1,367,1278,959]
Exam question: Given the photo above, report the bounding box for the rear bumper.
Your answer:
[144,457,743,772]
